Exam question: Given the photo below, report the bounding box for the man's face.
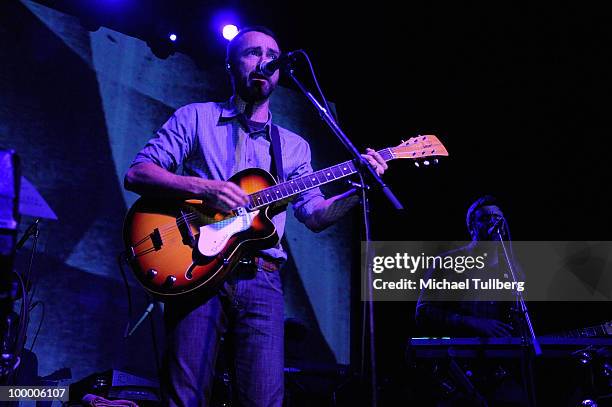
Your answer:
[229,31,280,103]
[471,205,505,241]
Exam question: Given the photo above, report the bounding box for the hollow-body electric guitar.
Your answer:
[123,135,448,298]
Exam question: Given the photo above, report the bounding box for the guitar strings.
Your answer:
[137,156,372,239]
[133,210,251,256]
[131,179,317,250]
[130,149,394,248]
[131,162,363,248]
[132,211,240,250]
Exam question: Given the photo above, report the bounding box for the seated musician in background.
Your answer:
[413,195,528,406]
[415,195,517,337]
[413,196,612,406]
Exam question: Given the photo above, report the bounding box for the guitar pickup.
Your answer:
[177,210,195,247]
[150,228,163,250]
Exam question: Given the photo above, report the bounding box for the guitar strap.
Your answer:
[236,112,283,183]
[269,124,284,183]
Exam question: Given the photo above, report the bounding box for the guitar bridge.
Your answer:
[126,228,163,261]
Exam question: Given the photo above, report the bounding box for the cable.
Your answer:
[16,278,28,355]
[297,50,338,123]
[118,252,162,397]
[28,300,45,352]
[117,252,134,337]
[357,171,374,394]
[14,219,39,301]
[147,293,164,401]
[7,269,28,380]
[2,221,39,381]
[14,219,40,360]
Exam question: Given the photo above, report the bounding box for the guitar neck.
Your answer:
[550,322,612,338]
[247,148,394,210]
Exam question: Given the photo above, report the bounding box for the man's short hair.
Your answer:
[466,195,499,232]
[225,25,279,67]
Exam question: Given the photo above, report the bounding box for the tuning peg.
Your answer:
[434,158,439,164]
[414,162,420,168]
[424,160,430,166]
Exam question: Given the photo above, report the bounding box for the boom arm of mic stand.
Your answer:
[286,68,404,211]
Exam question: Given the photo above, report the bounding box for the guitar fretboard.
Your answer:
[547,322,612,338]
[247,148,394,210]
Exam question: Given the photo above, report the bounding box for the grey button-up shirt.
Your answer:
[131,99,326,261]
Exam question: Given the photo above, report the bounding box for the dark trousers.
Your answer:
[163,265,284,407]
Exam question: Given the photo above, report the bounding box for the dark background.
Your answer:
[2,0,611,404]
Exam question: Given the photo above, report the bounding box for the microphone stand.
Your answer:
[494,222,540,407]
[286,66,403,407]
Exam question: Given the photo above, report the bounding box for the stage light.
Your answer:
[169,33,177,42]
[222,25,239,41]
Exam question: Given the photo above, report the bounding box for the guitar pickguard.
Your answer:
[197,210,260,257]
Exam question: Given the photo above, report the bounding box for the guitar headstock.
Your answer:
[391,135,449,167]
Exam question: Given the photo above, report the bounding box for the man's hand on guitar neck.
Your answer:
[304,148,387,232]
[362,148,388,176]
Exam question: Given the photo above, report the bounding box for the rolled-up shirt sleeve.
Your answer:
[131,105,196,172]
[289,139,325,224]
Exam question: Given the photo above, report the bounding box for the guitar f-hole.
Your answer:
[185,263,195,280]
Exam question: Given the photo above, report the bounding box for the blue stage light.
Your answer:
[222,25,239,41]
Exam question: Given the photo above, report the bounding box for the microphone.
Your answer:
[487,216,505,237]
[256,50,300,77]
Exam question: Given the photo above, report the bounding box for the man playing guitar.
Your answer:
[124,26,387,406]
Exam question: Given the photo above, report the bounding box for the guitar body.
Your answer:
[123,168,281,298]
